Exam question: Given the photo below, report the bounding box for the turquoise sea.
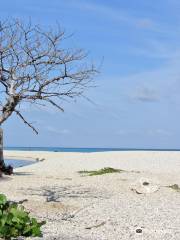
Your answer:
[4,147,180,152]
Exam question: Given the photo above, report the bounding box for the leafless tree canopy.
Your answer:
[0,19,97,133]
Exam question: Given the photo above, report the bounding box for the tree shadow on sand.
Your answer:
[0,176,12,182]
[13,172,34,176]
[19,185,110,202]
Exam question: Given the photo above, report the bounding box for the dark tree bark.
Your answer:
[0,128,4,175]
[0,128,13,175]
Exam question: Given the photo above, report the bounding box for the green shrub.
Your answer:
[78,167,124,176]
[0,194,45,239]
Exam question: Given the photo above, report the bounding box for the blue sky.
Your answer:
[2,0,180,148]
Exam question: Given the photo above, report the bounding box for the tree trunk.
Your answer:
[0,128,4,164]
[0,128,5,176]
[0,128,13,176]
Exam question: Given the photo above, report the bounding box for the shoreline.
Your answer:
[5,147,180,152]
[4,150,180,174]
[1,150,180,239]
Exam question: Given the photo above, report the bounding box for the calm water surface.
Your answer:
[5,159,35,168]
[5,147,180,152]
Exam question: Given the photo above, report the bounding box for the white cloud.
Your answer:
[68,0,178,35]
[46,126,71,135]
[67,1,158,31]
[131,40,180,60]
[148,129,173,137]
[116,129,173,137]
[133,87,159,102]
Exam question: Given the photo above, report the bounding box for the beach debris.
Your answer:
[85,221,106,229]
[18,199,28,204]
[136,228,142,233]
[10,199,28,205]
[167,184,180,192]
[131,170,141,174]
[142,181,149,186]
[78,167,124,176]
[36,158,45,162]
[131,177,159,194]
[131,188,143,194]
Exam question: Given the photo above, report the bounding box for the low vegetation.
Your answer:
[168,184,180,192]
[78,167,124,176]
[0,194,45,239]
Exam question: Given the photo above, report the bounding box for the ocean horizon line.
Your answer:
[4,147,180,152]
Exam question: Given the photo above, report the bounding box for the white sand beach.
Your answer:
[1,150,180,239]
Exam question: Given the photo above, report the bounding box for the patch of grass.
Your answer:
[78,167,124,176]
[168,184,180,192]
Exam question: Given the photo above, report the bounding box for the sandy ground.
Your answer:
[1,150,180,240]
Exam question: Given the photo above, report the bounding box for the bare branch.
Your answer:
[15,110,38,134]
[0,19,97,131]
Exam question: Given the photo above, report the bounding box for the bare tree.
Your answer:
[0,19,97,174]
